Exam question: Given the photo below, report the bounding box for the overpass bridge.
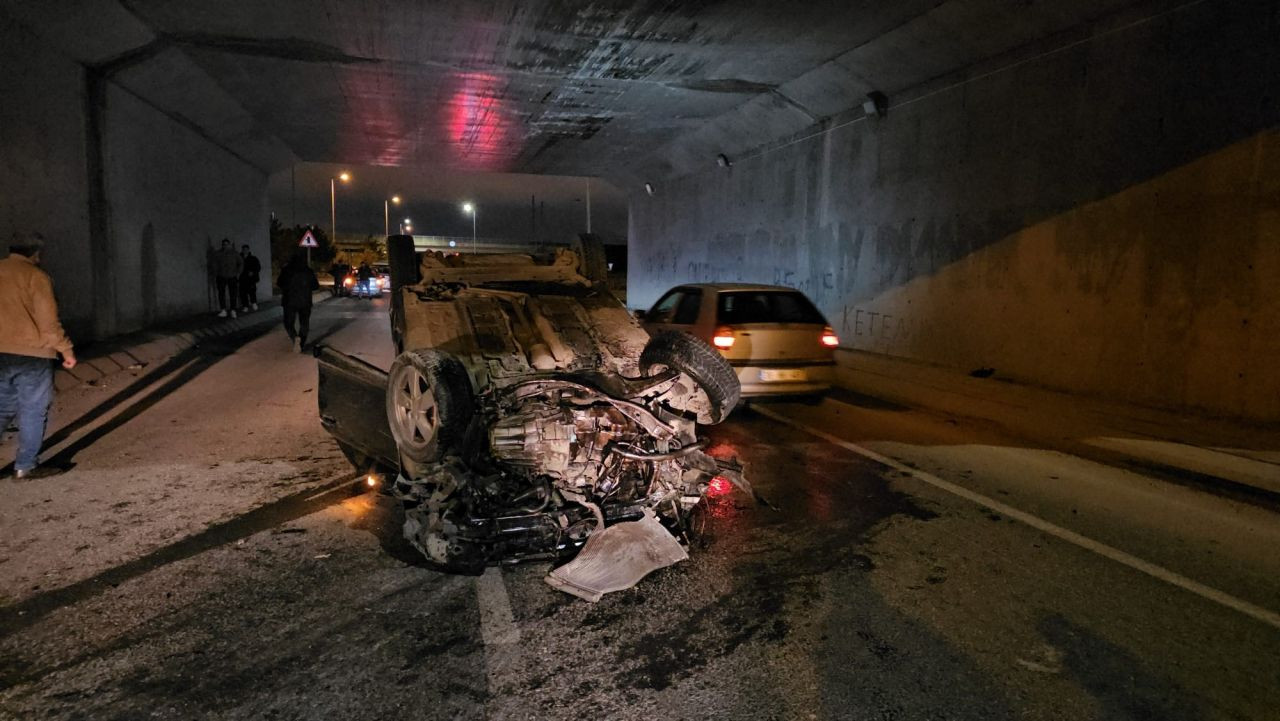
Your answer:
[1,0,1275,421]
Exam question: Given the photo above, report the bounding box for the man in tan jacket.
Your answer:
[0,233,76,479]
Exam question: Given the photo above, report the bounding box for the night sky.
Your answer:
[267,162,629,244]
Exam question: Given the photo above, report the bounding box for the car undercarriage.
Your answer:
[317,235,749,601]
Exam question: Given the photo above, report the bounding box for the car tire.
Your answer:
[640,331,740,424]
[572,233,608,286]
[386,349,473,473]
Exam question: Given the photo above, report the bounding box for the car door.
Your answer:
[642,288,685,335]
[670,288,704,335]
[643,287,703,337]
[315,345,399,472]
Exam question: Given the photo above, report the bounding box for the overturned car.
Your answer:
[316,235,748,601]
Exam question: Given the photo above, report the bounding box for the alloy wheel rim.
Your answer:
[393,366,438,447]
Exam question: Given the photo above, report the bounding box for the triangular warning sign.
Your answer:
[299,230,319,248]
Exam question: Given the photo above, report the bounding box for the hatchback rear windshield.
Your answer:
[716,291,826,325]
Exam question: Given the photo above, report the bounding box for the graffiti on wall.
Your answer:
[838,306,916,347]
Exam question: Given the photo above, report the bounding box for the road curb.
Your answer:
[828,350,1280,509]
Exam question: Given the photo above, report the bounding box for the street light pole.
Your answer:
[330,171,351,242]
[462,202,477,254]
[384,195,401,237]
[328,171,350,267]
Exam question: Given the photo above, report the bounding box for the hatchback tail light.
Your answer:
[821,327,839,347]
[712,327,735,350]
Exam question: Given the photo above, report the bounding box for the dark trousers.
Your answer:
[0,353,54,472]
[283,306,312,342]
[215,276,238,311]
[239,277,258,307]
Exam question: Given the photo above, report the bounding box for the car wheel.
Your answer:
[386,349,473,473]
[640,331,740,425]
[572,233,608,286]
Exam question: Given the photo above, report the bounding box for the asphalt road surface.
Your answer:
[1,296,1277,720]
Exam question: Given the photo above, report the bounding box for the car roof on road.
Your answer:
[673,283,804,293]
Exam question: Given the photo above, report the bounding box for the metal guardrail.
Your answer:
[333,234,569,254]
[409,235,569,254]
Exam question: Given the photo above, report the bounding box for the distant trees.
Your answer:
[328,235,387,268]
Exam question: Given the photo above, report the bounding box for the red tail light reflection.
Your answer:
[712,327,735,349]
[708,475,733,497]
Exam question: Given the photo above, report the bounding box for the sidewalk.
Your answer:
[2,291,333,473]
[831,349,1280,506]
[0,289,351,609]
[52,291,330,393]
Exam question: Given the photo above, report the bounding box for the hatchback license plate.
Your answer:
[759,369,806,382]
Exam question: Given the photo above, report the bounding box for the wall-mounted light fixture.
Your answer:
[862,91,888,118]
[644,182,656,196]
[716,153,732,168]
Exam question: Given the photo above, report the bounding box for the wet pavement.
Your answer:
[2,296,1278,720]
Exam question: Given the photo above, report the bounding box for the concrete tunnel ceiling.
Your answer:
[8,0,1180,188]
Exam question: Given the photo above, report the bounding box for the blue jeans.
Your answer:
[0,353,54,472]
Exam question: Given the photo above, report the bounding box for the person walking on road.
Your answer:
[277,252,319,352]
[356,261,374,298]
[238,244,261,313]
[329,261,349,297]
[212,238,243,318]
[0,233,77,479]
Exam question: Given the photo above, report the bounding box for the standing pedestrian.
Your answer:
[277,252,319,351]
[356,261,374,298]
[0,233,77,479]
[238,244,261,313]
[211,238,243,318]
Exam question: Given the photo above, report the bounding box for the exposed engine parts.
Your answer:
[393,372,748,582]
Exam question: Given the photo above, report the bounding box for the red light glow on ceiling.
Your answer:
[447,73,520,171]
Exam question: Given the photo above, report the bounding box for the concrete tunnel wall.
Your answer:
[627,2,1280,422]
[0,13,270,344]
[0,15,96,339]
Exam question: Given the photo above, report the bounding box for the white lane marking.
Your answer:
[753,405,1280,632]
[476,567,520,646]
[476,567,523,699]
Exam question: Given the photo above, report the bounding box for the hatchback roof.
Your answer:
[673,283,806,293]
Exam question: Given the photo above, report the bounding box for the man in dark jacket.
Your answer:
[276,252,319,351]
[211,238,243,318]
[356,261,372,291]
[238,244,261,312]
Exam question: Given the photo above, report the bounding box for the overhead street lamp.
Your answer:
[330,171,351,245]
[461,202,476,254]
[384,195,401,237]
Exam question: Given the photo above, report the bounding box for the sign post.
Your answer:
[299,228,319,267]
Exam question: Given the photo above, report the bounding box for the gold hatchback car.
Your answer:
[640,283,837,398]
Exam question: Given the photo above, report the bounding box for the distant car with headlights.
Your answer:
[338,270,356,296]
[346,265,385,299]
[373,264,391,294]
[639,283,837,398]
